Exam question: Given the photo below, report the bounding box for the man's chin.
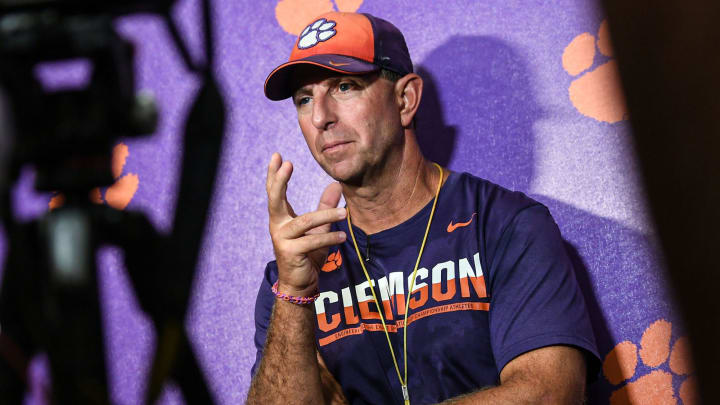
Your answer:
[322,161,364,186]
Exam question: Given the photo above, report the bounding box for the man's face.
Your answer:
[290,66,403,185]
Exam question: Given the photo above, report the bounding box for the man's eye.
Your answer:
[297,97,311,106]
[338,82,353,92]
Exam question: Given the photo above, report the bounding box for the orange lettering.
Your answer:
[358,300,381,320]
[318,302,491,346]
[381,299,394,320]
[344,304,359,324]
[460,275,487,298]
[340,287,359,324]
[392,293,406,315]
[318,311,341,332]
[409,285,428,309]
[432,279,456,302]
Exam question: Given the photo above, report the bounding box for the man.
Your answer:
[248,12,599,404]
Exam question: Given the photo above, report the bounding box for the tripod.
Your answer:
[0,1,225,403]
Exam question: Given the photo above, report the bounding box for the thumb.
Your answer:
[306,182,344,236]
[317,182,343,211]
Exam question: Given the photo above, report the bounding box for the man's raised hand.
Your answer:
[266,153,346,297]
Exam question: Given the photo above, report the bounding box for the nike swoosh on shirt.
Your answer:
[447,212,477,233]
[329,60,351,67]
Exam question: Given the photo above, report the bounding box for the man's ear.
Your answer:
[395,73,423,128]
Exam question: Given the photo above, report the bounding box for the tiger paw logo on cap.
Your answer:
[264,9,412,101]
[298,18,337,49]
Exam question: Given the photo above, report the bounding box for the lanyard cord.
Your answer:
[346,162,443,405]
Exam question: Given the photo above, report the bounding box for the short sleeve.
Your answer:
[250,261,279,377]
[487,205,599,374]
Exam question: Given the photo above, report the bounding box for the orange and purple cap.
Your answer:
[264,12,413,101]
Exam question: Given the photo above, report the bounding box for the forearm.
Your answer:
[437,380,583,405]
[438,346,586,405]
[247,299,323,405]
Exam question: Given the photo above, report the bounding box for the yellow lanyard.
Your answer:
[346,162,443,405]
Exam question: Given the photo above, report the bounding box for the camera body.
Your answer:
[0,0,169,193]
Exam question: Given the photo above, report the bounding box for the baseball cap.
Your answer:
[264,12,413,101]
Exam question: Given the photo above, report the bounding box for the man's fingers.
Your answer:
[265,152,282,192]
[280,208,347,239]
[267,159,294,218]
[317,182,343,211]
[291,231,346,254]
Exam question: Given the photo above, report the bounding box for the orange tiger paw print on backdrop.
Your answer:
[49,143,139,211]
[603,319,699,405]
[562,19,628,123]
[275,0,364,35]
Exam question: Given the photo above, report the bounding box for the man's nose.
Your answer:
[311,93,337,131]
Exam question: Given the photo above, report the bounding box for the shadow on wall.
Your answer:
[416,36,538,191]
[416,36,687,404]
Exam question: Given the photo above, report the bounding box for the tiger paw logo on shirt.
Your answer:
[322,250,343,272]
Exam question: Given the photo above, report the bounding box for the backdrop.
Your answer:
[0,0,697,404]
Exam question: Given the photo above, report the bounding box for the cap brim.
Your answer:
[264,54,378,101]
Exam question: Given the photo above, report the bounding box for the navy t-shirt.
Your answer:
[252,171,599,404]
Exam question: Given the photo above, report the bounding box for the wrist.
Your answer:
[273,281,320,305]
[276,280,318,296]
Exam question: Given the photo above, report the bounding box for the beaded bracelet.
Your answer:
[271,281,320,305]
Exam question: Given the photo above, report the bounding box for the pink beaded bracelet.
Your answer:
[271,281,320,305]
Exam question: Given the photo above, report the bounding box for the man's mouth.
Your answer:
[322,141,352,153]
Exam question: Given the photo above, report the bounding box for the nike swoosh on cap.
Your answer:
[328,60,351,67]
[447,212,477,233]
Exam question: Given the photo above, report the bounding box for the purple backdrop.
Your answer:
[1,0,695,404]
